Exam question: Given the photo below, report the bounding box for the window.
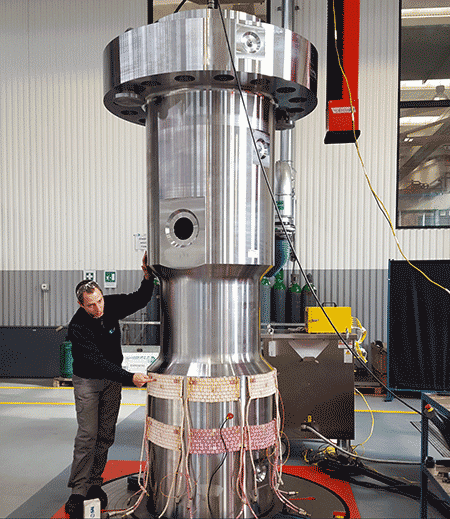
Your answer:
[398,1,450,228]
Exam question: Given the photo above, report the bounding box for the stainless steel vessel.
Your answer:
[104,8,317,518]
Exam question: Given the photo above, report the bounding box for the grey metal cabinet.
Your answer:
[262,333,355,439]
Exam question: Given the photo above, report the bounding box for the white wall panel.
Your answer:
[0,0,147,272]
[1,0,449,330]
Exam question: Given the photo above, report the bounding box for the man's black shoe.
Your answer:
[86,485,108,508]
[64,494,85,519]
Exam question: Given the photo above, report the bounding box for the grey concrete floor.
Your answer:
[0,379,447,519]
[0,378,147,518]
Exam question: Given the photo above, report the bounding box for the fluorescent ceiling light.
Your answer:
[402,7,450,18]
[400,116,442,125]
[401,80,450,89]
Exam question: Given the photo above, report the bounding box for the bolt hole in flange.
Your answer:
[276,86,296,94]
[165,210,199,248]
[214,74,235,82]
[290,96,307,103]
[287,107,305,114]
[174,75,196,82]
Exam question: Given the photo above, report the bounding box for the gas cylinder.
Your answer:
[287,274,302,324]
[272,269,287,327]
[301,273,318,322]
[260,276,271,327]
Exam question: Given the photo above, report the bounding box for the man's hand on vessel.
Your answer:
[132,372,151,388]
[141,251,152,280]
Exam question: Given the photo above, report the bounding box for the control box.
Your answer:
[305,306,352,334]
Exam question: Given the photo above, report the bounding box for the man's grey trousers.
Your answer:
[68,376,122,495]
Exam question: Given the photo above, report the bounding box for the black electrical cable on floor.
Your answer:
[316,456,450,518]
[303,425,421,465]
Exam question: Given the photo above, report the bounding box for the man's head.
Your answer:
[75,280,104,319]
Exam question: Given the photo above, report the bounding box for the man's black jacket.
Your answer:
[68,278,154,385]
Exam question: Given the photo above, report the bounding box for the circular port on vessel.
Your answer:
[165,210,199,248]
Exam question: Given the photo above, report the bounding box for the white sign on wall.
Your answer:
[83,270,96,282]
[134,233,147,251]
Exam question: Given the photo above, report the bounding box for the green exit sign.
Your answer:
[104,271,117,288]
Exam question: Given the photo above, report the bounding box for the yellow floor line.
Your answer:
[1,386,70,390]
[0,401,145,406]
[0,386,145,390]
[0,402,75,405]
[355,409,417,414]
[0,402,414,413]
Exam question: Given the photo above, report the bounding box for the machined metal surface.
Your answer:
[145,375,274,518]
[103,9,318,130]
[153,266,270,377]
[146,88,275,270]
[274,160,295,233]
[143,56,277,519]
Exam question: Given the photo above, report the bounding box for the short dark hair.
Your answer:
[75,280,102,304]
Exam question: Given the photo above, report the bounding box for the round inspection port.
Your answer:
[165,210,199,248]
[174,217,194,241]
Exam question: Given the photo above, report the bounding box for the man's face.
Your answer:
[80,288,105,319]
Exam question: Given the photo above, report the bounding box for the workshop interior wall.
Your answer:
[1,1,449,350]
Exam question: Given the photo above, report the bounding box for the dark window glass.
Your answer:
[398,1,450,228]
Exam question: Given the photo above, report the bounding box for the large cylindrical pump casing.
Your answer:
[144,25,276,517]
[103,8,318,519]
